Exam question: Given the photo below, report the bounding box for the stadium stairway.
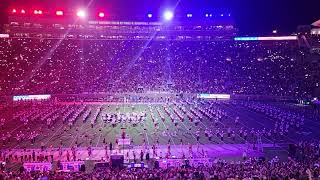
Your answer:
[5,162,23,173]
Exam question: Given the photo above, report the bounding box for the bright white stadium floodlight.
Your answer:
[163,10,174,21]
[77,10,86,18]
[98,12,105,18]
[56,10,64,16]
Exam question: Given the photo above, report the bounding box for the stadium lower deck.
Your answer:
[1,98,319,161]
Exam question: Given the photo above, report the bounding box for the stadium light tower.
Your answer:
[206,13,212,18]
[98,12,105,18]
[34,10,43,15]
[76,10,86,18]
[56,10,64,16]
[163,10,174,21]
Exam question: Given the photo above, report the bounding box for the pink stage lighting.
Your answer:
[12,9,17,13]
[21,9,26,14]
[56,10,64,16]
[34,10,43,15]
[98,12,105,18]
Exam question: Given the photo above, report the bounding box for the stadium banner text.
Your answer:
[13,94,51,101]
[234,36,297,41]
[197,94,231,99]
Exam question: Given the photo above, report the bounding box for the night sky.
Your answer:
[0,0,319,35]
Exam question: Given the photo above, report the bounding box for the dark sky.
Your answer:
[0,0,319,35]
[231,0,319,35]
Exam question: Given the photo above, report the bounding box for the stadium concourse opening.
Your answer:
[0,3,320,180]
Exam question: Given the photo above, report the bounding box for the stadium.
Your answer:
[0,0,320,179]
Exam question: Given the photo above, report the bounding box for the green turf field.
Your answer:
[0,103,270,147]
[1,100,316,150]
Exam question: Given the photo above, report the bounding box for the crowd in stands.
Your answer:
[1,137,320,179]
[0,38,318,97]
[0,155,320,179]
[0,35,320,179]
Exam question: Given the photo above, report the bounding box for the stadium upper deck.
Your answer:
[4,9,237,40]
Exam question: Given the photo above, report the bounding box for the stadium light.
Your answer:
[76,10,86,18]
[272,30,278,34]
[56,10,64,16]
[163,10,174,21]
[221,14,224,17]
[187,13,192,18]
[34,10,43,15]
[12,9,17,13]
[205,13,209,17]
[21,9,26,14]
[98,12,105,18]
[147,13,153,18]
